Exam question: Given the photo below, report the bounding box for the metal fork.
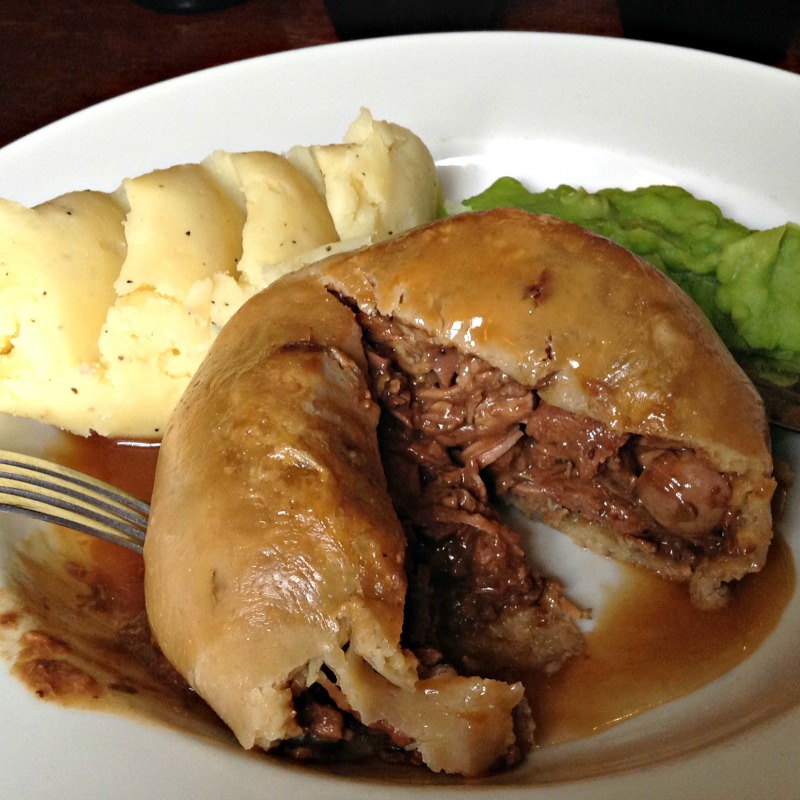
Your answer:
[0,450,149,554]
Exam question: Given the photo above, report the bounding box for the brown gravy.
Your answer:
[0,433,232,744]
[1,432,796,756]
[526,534,794,745]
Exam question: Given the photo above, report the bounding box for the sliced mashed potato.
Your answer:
[288,108,440,242]
[0,110,439,437]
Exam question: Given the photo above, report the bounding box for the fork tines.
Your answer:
[0,450,149,554]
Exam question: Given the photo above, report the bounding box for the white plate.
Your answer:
[1,31,799,800]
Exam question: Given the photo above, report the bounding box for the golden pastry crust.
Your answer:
[144,275,525,776]
[309,208,774,603]
[145,208,775,775]
[313,209,770,471]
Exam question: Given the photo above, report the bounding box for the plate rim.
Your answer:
[0,29,798,800]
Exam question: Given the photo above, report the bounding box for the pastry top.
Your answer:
[145,275,406,742]
[312,208,772,476]
[144,273,525,776]
[145,207,775,772]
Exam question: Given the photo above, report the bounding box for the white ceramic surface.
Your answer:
[0,31,798,799]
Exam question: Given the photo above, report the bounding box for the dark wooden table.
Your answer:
[1,0,798,150]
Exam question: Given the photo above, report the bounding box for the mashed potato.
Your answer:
[288,109,440,242]
[0,110,439,437]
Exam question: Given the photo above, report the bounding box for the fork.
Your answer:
[0,450,149,554]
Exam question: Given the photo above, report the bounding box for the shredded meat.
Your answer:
[493,423,734,566]
[283,306,739,763]
[280,680,422,766]
[361,310,738,588]
[360,312,582,678]
[294,686,346,742]
[523,400,629,478]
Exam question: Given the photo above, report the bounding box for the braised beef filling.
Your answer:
[279,658,532,771]
[279,680,424,767]
[493,406,734,565]
[358,311,583,680]
[281,307,736,762]
[355,311,736,660]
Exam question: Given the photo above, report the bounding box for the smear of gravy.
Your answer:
[0,433,233,746]
[526,535,795,746]
[0,432,796,761]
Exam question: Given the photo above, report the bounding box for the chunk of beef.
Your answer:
[359,313,583,677]
[360,310,737,582]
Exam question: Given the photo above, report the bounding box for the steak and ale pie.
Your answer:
[144,209,775,775]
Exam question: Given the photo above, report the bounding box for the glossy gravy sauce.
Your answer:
[1,433,796,754]
[0,433,231,745]
[527,533,794,745]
